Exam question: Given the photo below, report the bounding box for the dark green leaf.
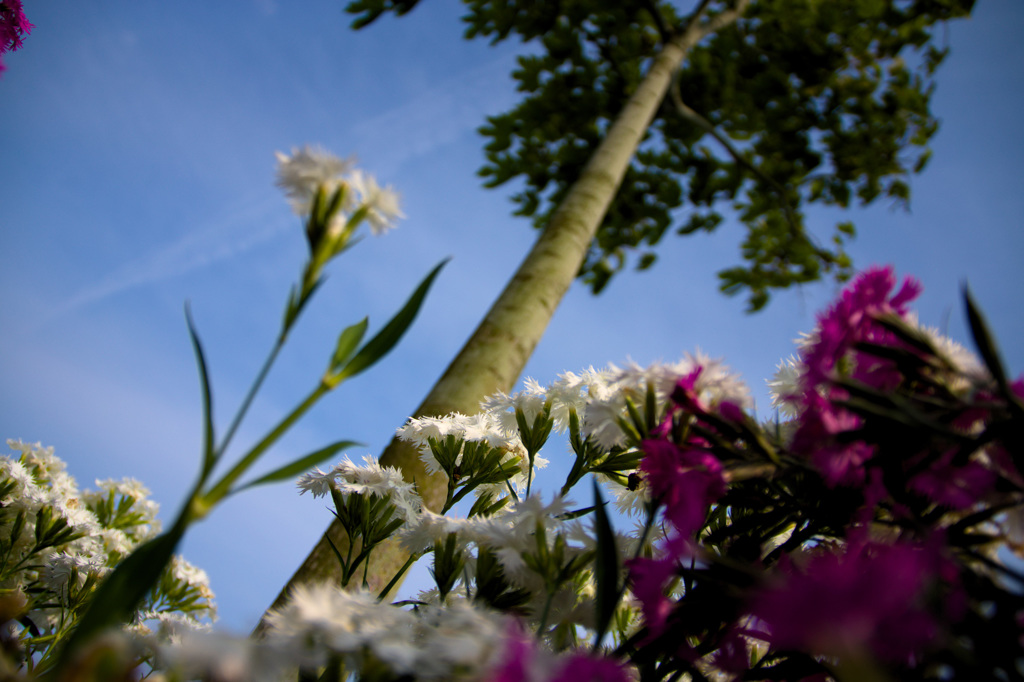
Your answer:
[963,285,1008,390]
[592,480,621,648]
[185,304,217,482]
[52,520,186,675]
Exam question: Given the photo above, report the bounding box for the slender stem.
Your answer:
[535,589,556,637]
[217,337,285,460]
[203,384,329,505]
[526,451,536,498]
[505,479,519,503]
[343,537,356,587]
[377,553,419,602]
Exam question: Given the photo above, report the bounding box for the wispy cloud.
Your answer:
[347,53,521,176]
[27,194,287,332]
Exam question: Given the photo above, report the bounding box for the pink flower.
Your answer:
[639,439,725,541]
[791,392,875,487]
[0,0,32,53]
[489,625,630,682]
[551,652,630,682]
[749,540,943,662]
[625,555,677,640]
[908,448,995,509]
[801,265,922,393]
[1,0,33,76]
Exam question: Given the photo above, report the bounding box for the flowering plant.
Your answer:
[3,147,1021,680]
[0,0,32,76]
[122,266,1019,681]
[0,146,444,679]
[0,440,215,677]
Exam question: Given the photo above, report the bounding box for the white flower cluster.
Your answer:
[0,439,216,665]
[153,583,509,681]
[398,352,749,512]
[296,454,422,522]
[275,145,404,236]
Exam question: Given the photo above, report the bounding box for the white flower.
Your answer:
[544,369,593,431]
[348,168,405,235]
[398,413,518,480]
[767,354,803,418]
[481,378,548,437]
[414,601,507,678]
[400,509,478,554]
[582,353,751,450]
[296,466,338,498]
[41,552,107,594]
[168,555,217,619]
[155,631,266,682]
[607,477,649,516]
[266,584,418,671]
[275,146,355,217]
[0,456,43,508]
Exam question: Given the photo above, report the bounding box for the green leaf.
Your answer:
[592,480,620,648]
[335,259,448,382]
[185,304,217,482]
[235,440,362,491]
[330,318,369,372]
[51,520,186,676]
[963,285,1009,390]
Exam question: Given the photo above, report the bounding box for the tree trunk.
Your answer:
[259,4,745,627]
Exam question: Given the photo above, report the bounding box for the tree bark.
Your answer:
[259,2,746,628]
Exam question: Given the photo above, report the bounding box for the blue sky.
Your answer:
[2,1,1022,631]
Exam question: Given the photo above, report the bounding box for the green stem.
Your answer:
[216,337,285,460]
[203,383,329,506]
[526,451,536,499]
[535,589,556,637]
[377,553,419,602]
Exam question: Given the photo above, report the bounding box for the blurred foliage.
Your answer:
[345,0,973,308]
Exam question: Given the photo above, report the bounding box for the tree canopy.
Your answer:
[346,0,974,309]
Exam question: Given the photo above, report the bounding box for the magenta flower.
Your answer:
[908,448,995,509]
[0,0,32,51]
[791,392,875,487]
[639,439,725,541]
[801,265,922,394]
[749,540,942,661]
[625,555,677,640]
[489,625,631,682]
[489,625,534,682]
[669,366,706,414]
[0,0,33,76]
[551,652,630,682]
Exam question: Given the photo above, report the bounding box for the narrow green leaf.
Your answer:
[963,285,1009,389]
[235,440,362,491]
[330,318,368,372]
[185,304,217,482]
[336,259,448,381]
[592,480,620,648]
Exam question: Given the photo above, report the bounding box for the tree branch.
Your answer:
[639,0,674,43]
[668,71,837,267]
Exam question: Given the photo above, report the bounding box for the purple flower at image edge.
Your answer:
[0,0,34,76]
